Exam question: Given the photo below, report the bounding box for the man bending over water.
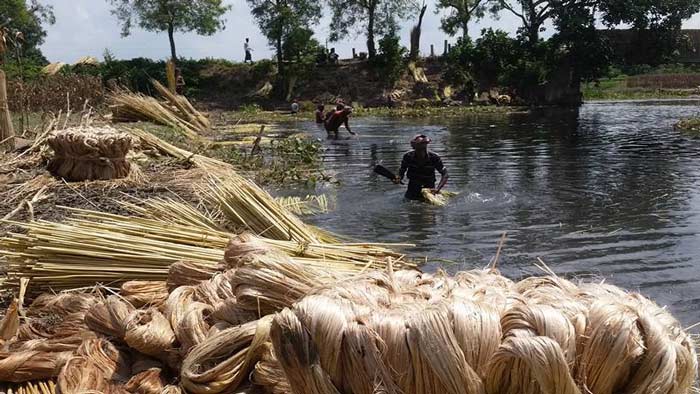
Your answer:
[324,104,356,137]
[394,135,449,201]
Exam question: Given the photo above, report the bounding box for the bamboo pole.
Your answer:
[166,60,177,94]
[0,69,15,152]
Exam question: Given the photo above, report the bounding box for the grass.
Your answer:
[583,76,697,101]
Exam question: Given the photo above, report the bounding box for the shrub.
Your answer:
[371,32,407,88]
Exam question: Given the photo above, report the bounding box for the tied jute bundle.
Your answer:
[269,268,698,394]
[121,281,169,309]
[47,127,134,181]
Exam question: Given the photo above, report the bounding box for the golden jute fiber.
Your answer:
[269,268,698,394]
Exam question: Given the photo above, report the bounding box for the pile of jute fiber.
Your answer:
[0,232,696,394]
[271,266,698,394]
[47,126,134,181]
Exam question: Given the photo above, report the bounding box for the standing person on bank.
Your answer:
[244,38,253,63]
[394,135,449,200]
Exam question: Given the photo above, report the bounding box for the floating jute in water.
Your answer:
[47,127,134,181]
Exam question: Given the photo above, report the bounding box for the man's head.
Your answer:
[246,38,249,42]
[336,103,345,111]
[317,104,325,111]
[410,134,431,149]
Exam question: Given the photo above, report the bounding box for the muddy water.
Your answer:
[293,101,700,325]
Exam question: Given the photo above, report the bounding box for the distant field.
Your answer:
[583,74,699,100]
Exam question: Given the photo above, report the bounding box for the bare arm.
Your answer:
[345,119,356,135]
[436,169,449,192]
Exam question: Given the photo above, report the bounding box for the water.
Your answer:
[290,101,700,325]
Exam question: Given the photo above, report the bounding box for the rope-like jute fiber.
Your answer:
[47,127,134,181]
[0,236,696,394]
[269,268,698,394]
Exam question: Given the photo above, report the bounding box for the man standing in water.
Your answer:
[394,135,448,200]
[324,104,356,137]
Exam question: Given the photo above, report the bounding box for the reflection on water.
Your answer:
[295,102,700,325]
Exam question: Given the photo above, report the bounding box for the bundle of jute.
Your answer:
[167,261,219,291]
[0,350,73,383]
[109,80,209,139]
[121,281,169,309]
[124,308,178,367]
[56,338,130,394]
[421,189,459,206]
[269,268,698,394]
[47,127,134,181]
[85,295,135,340]
[123,367,166,394]
[180,317,273,394]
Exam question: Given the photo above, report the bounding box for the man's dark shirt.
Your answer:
[399,151,445,184]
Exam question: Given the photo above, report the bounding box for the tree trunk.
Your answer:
[410,5,428,60]
[461,20,469,41]
[276,35,284,78]
[167,23,177,62]
[527,24,539,46]
[0,70,15,152]
[367,6,376,59]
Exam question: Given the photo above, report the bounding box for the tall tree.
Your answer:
[409,0,428,59]
[500,0,700,47]
[108,0,231,62]
[435,0,499,40]
[328,0,411,58]
[247,0,321,77]
[498,0,551,45]
[0,0,54,63]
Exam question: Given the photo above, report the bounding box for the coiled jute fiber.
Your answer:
[269,267,698,394]
[47,126,134,181]
[0,238,696,394]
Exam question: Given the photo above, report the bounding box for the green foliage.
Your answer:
[371,32,407,88]
[109,0,231,37]
[108,0,231,59]
[283,27,321,81]
[328,0,413,57]
[442,38,476,98]
[247,0,321,68]
[436,0,499,39]
[471,29,525,87]
[0,0,54,64]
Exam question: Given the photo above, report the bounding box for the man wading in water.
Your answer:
[324,104,356,137]
[394,135,449,200]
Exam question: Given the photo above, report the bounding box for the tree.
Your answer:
[500,0,700,48]
[0,0,55,64]
[409,0,428,60]
[108,0,231,62]
[435,0,499,39]
[247,0,321,78]
[498,0,551,46]
[328,0,411,58]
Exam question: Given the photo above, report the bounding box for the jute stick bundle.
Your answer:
[47,127,134,181]
[269,268,698,394]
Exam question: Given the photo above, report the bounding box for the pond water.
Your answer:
[291,101,700,325]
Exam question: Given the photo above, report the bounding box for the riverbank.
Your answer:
[582,72,700,101]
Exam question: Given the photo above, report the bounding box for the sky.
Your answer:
[39,0,700,64]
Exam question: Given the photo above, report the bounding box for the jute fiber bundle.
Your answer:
[121,281,169,309]
[47,127,134,181]
[0,351,73,383]
[123,368,166,394]
[180,317,273,394]
[124,308,178,367]
[85,295,135,340]
[167,261,218,291]
[269,268,698,394]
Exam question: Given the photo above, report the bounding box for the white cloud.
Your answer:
[39,0,700,63]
